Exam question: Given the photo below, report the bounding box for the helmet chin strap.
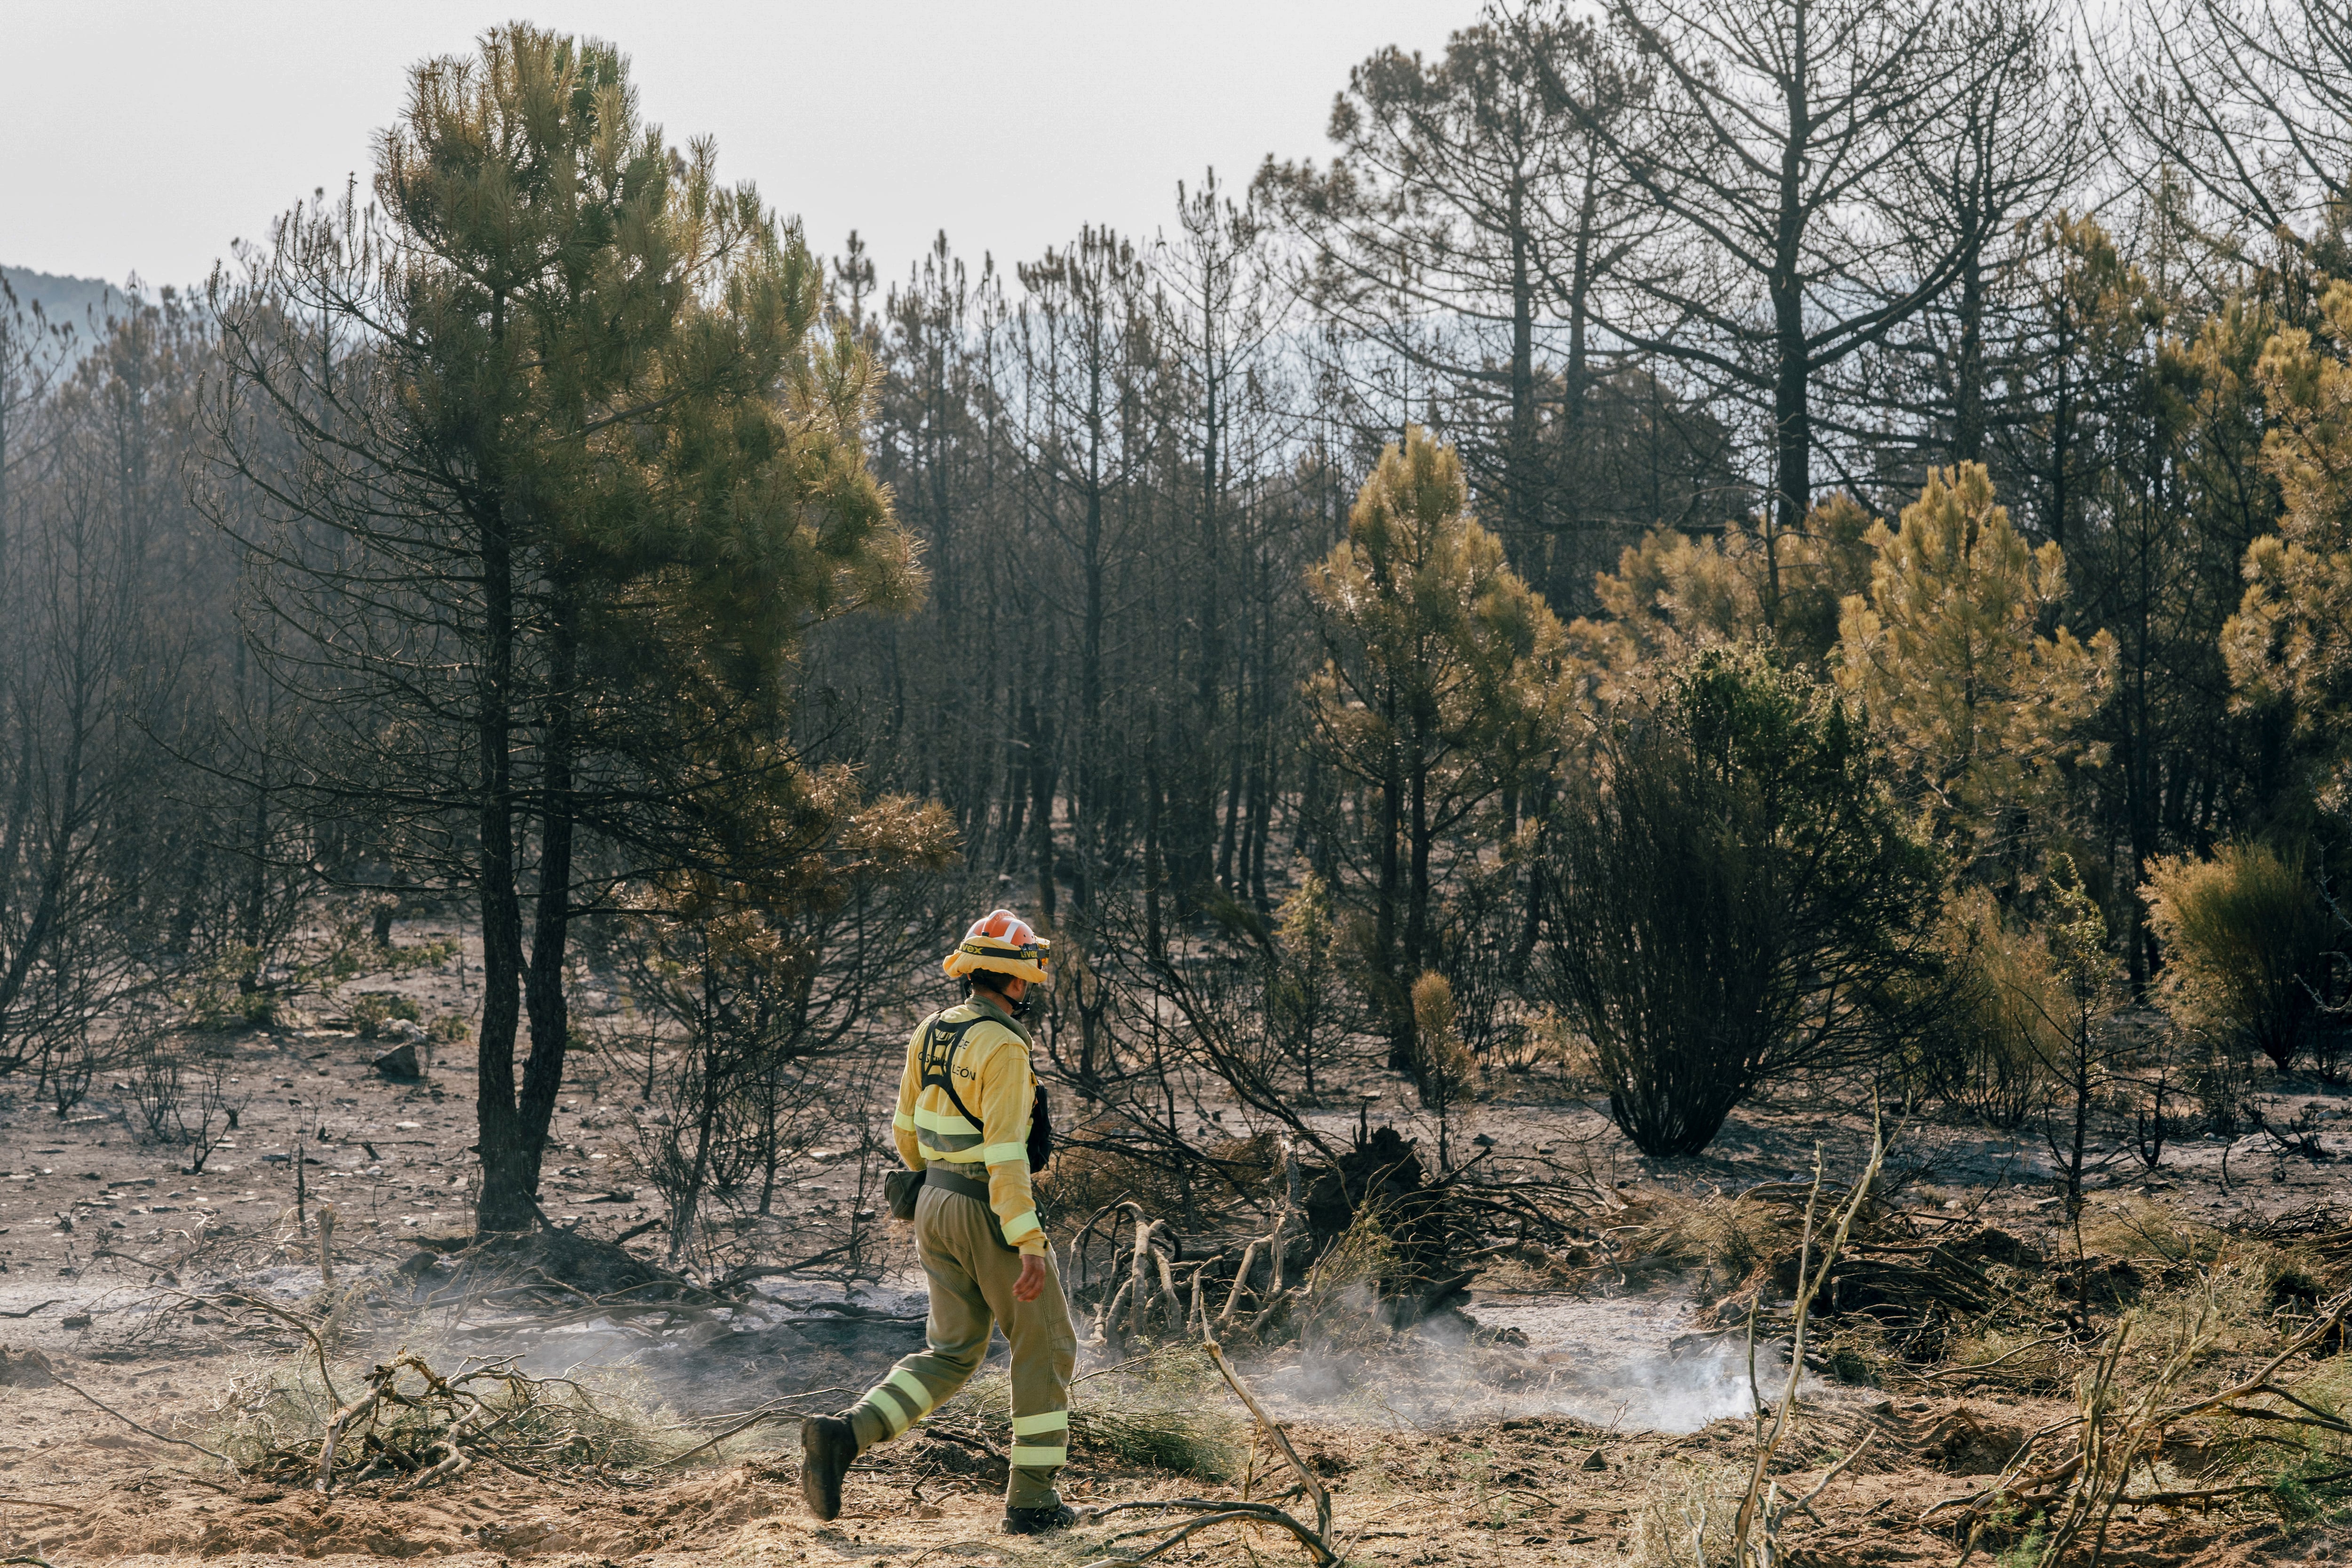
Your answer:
[971,976,1031,1019]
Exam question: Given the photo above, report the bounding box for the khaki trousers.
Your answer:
[844,1180,1076,1507]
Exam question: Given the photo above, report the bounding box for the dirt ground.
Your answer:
[0,1378,2320,1568]
[6,920,2352,1565]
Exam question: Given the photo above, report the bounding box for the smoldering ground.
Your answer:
[382,1264,1794,1441]
[1241,1283,1812,1433]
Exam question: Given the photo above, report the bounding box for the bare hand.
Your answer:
[1013,1252,1048,1303]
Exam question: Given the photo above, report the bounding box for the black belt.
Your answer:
[924,1165,990,1202]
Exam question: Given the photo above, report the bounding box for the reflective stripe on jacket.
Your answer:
[890,994,1046,1253]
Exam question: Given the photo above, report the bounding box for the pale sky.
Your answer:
[4,0,1489,291]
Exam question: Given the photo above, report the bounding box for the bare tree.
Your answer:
[1260,8,1654,603]
[1841,0,2090,483]
[2117,0,2352,255]
[0,275,73,592]
[1157,170,1286,906]
[0,294,215,1087]
[1538,0,2033,611]
[1013,227,1153,928]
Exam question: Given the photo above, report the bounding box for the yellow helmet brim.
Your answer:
[943,936,1050,987]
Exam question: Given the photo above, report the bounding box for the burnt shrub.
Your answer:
[1539,645,1942,1157]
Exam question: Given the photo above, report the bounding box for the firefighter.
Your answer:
[799,909,1077,1535]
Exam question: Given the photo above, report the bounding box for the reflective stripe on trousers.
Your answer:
[842,1181,1076,1507]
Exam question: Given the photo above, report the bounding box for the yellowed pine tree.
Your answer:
[1836,463,2115,882]
[2227,280,2352,813]
[1572,493,1878,686]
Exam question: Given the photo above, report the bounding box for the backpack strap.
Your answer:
[917,1011,989,1132]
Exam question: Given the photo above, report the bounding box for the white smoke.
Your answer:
[1245,1290,1806,1434]
[399,1265,1789,1441]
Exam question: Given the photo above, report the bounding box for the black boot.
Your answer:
[1001,1503,1078,1535]
[798,1416,858,1521]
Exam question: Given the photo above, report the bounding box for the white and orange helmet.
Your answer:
[943,908,1051,987]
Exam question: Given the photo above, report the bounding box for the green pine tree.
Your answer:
[212,25,917,1232]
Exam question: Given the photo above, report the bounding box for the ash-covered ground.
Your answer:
[2,918,2351,1566]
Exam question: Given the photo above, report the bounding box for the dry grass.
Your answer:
[1290,1206,1404,1352]
[930,1343,1245,1483]
[1929,1326,2080,1395]
[1628,1458,1748,1567]
[1648,1194,1798,1295]
[2076,1194,2230,1271]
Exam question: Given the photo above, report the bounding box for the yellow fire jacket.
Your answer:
[890,993,1046,1255]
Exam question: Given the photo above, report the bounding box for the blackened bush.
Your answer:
[1539,645,1942,1156]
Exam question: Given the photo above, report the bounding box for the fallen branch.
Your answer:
[716,1242,855,1287]
[1782,1430,1877,1528]
[220,1349,659,1493]
[1903,1337,2070,1384]
[51,1377,231,1464]
[1203,1337,1331,1545]
[315,1366,394,1493]
[1077,1497,1335,1567]
[2123,1469,2352,1508]
[204,1291,342,1408]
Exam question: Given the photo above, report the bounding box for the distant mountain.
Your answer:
[2,265,130,362]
